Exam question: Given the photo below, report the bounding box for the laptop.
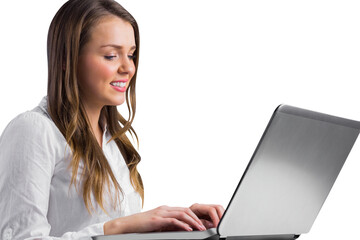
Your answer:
[93,104,360,240]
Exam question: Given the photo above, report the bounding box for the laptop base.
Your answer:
[223,234,299,240]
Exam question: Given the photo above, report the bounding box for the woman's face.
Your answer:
[77,16,136,110]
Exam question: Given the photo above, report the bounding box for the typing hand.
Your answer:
[104,205,207,235]
[189,203,225,229]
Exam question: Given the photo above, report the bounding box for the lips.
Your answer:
[110,79,128,92]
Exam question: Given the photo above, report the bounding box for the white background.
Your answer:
[0,1,359,239]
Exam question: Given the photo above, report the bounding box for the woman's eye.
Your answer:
[104,55,116,60]
[128,55,136,60]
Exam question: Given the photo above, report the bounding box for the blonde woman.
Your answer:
[0,0,224,239]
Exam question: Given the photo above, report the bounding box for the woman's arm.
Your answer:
[0,112,105,240]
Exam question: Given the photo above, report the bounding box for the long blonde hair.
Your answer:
[47,0,143,213]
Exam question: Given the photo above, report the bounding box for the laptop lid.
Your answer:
[218,105,360,237]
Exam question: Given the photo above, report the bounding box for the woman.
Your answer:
[0,0,224,239]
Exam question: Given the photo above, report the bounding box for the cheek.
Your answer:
[79,57,117,85]
[129,62,136,79]
[89,59,116,80]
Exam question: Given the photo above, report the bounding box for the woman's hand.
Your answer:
[104,204,225,235]
[104,205,207,235]
[190,203,225,229]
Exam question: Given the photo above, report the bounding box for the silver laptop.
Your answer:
[93,104,360,240]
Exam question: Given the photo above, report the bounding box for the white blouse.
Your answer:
[0,97,141,240]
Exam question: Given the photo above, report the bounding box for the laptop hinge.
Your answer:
[220,234,300,240]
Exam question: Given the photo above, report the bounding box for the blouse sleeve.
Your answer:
[0,112,104,240]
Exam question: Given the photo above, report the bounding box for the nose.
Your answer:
[117,55,134,75]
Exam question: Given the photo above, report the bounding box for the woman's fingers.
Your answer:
[190,203,225,228]
[156,206,206,231]
[169,207,206,230]
[160,217,193,232]
[105,204,224,234]
[200,219,215,229]
[210,204,225,220]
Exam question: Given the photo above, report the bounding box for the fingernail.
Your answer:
[197,221,205,230]
[187,226,193,231]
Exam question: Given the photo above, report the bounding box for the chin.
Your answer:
[109,97,126,106]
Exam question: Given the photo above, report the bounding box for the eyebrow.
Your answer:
[100,44,136,50]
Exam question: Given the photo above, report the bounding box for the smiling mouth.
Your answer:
[110,82,126,88]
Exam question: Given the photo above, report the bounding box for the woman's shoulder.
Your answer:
[6,111,50,132]
[1,97,63,142]
[0,97,67,166]
[6,98,53,130]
